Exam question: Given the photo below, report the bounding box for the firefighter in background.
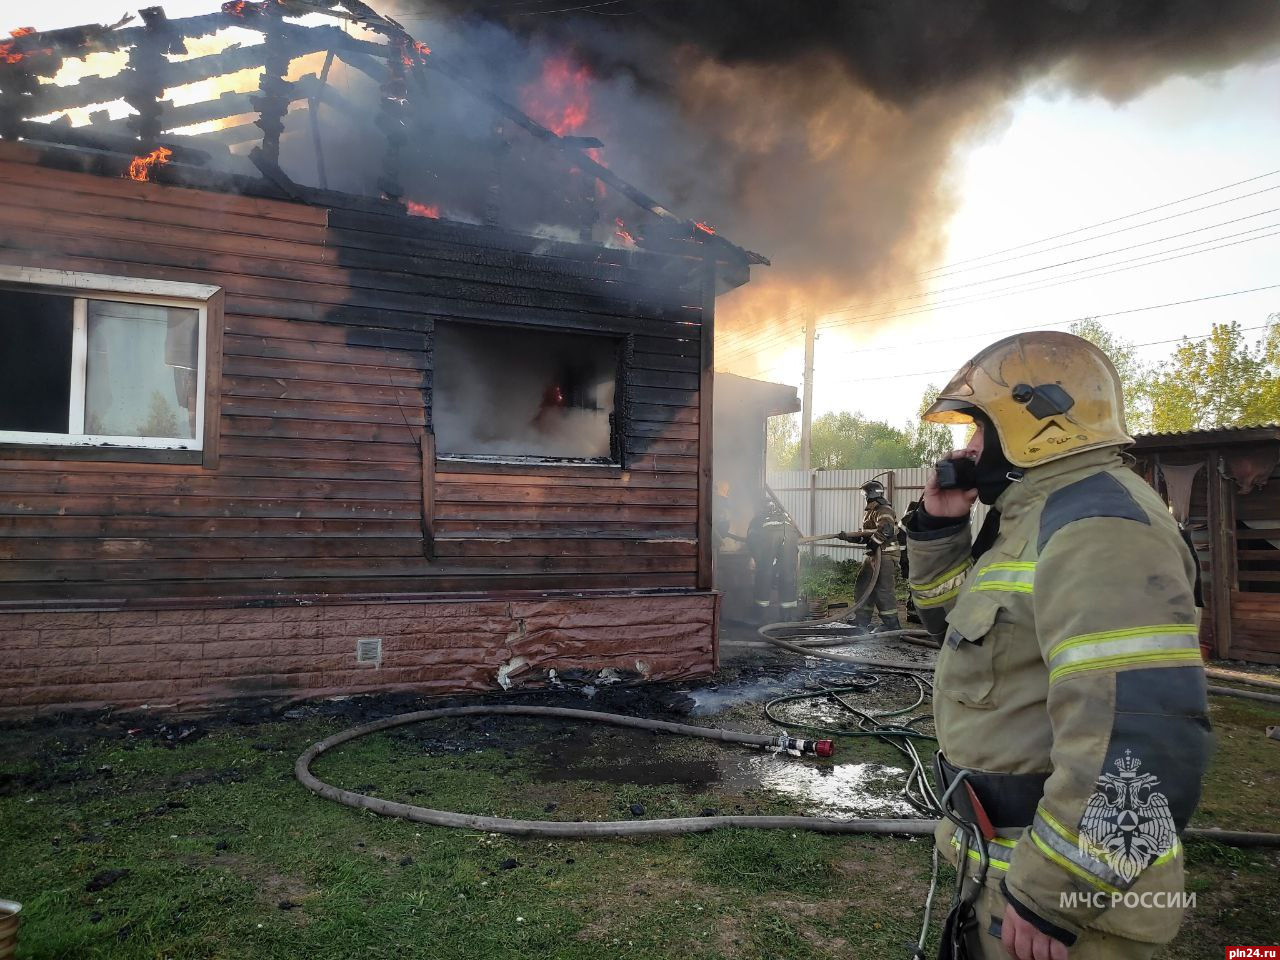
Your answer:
[905,332,1210,960]
[835,479,902,633]
[745,496,800,622]
[713,479,735,551]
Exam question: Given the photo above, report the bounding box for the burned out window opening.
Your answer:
[432,320,627,464]
[0,268,218,454]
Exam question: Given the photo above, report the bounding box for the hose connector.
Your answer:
[774,734,834,757]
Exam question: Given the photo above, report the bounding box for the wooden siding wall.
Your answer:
[0,146,705,605]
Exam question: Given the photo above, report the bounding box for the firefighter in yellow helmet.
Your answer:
[904,332,1211,960]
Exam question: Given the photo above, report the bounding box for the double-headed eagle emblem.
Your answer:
[1080,751,1177,883]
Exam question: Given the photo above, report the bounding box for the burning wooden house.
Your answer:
[0,1,767,713]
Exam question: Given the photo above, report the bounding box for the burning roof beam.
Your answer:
[3,2,765,271]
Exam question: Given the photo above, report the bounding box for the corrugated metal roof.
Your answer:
[1133,424,1280,448]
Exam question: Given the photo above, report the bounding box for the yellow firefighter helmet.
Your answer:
[922,331,1133,468]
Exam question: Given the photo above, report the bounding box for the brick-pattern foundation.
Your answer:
[0,593,718,715]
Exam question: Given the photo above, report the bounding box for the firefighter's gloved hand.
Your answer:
[835,531,868,544]
[923,449,980,519]
[1000,904,1068,960]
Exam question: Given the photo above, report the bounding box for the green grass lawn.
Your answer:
[0,689,1276,959]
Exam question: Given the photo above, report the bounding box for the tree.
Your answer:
[806,411,939,469]
[1146,317,1280,432]
[766,412,799,470]
[912,384,959,464]
[1069,318,1151,433]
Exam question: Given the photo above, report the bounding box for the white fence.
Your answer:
[765,467,991,560]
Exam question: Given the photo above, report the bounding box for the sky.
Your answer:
[19,3,1280,434]
[735,54,1280,428]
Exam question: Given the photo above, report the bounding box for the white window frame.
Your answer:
[0,266,220,451]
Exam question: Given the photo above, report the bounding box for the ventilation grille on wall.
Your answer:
[355,638,383,664]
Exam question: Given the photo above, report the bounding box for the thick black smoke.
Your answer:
[382,0,1280,356]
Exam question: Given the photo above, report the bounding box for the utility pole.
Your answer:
[799,306,816,470]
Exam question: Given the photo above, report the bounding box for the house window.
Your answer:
[0,269,219,452]
[433,321,625,463]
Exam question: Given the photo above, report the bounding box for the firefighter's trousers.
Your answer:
[853,549,897,624]
[748,523,798,615]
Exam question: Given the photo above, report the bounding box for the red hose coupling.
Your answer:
[815,739,834,758]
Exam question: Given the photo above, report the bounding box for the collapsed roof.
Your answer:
[0,0,767,276]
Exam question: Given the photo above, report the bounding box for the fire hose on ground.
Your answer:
[294,703,1280,848]
[295,552,1280,859]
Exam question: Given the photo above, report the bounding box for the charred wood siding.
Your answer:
[0,146,705,604]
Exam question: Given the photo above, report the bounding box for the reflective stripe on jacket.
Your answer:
[906,447,1212,946]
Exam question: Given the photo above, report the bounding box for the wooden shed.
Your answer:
[711,374,800,623]
[0,3,766,713]
[1131,425,1280,665]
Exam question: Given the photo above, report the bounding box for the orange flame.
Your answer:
[127,146,173,182]
[405,199,440,219]
[221,1,252,16]
[695,221,717,236]
[521,56,592,137]
[1,26,51,65]
[614,218,636,246]
[401,40,432,67]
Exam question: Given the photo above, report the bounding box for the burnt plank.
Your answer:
[630,421,700,441]
[225,315,429,352]
[629,403,698,424]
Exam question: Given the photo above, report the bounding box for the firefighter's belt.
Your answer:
[935,753,1047,830]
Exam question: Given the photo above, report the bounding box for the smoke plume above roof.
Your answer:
[386,0,1280,352]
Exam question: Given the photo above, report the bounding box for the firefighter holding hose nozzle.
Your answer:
[832,479,902,634]
[904,332,1210,960]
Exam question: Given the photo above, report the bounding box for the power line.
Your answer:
[818,285,1280,385]
[824,206,1280,322]
[816,223,1280,335]
[718,331,802,364]
[820,313,1274,364]
[918,168,1280,276]
[923,182,1280,282]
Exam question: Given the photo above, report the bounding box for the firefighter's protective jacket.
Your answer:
[907,447,1212,946]
[842,499,899,551]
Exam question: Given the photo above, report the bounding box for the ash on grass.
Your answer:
[0,678,1276,959]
